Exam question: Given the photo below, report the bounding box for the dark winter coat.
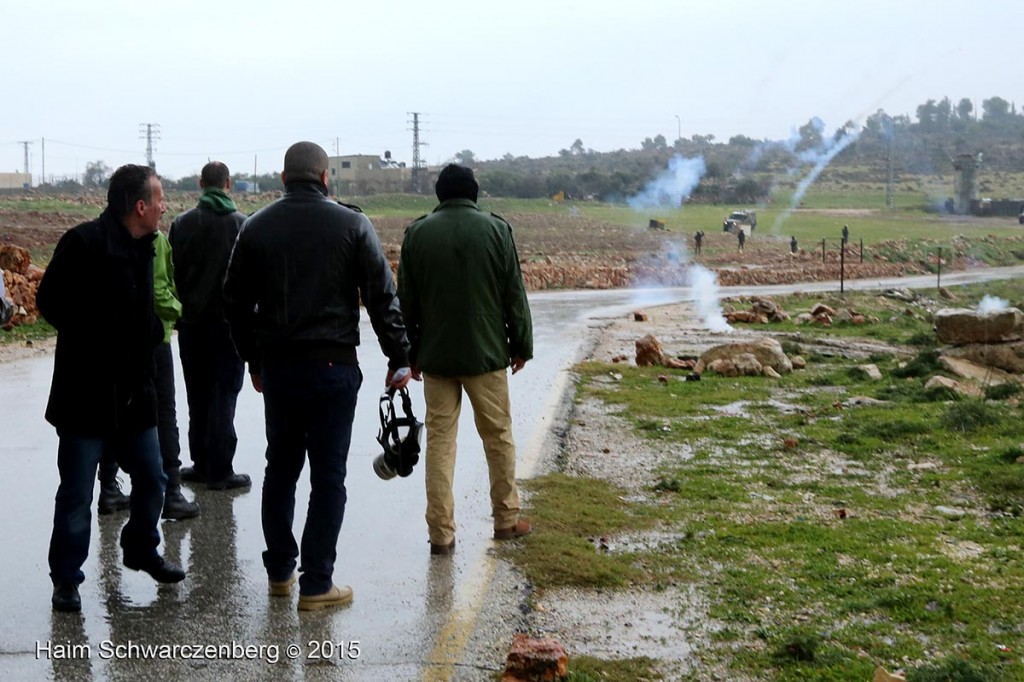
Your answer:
[37,209,163,437]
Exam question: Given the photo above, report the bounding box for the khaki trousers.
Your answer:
[423,369,521,545]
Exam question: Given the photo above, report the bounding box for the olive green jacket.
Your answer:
[398,199,532,376]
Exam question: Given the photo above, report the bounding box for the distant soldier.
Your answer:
[737,227,746,254]
[790,235,798,254]
[694,230,704,255]
[842,224,849,245]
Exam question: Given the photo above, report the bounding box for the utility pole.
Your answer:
[408,112,428,194]
[41,138,45,186]
[18,140,33,184]
[139,123,160,170]
[883,115,895,209]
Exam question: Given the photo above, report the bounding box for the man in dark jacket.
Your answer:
[224,141,410,611]
[169,161,249,491]
[398,164,534,557]
[38,164,186,613]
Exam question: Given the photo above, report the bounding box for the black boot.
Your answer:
[162,485,200,520]
[98,477,130,515]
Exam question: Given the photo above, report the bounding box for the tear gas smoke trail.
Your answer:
[977,294,1009,313]
[625,155,732,333]
[627,156,706,210]
[770,121,861,233]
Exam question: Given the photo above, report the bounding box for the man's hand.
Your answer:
[510,357,527,375]
[387,367,412,390]
[250,372,263,393]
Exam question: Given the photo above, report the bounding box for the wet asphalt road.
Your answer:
[0,288,658,682]
[2,266,1021,681]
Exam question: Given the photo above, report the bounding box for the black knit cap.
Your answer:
[435,164,479,203]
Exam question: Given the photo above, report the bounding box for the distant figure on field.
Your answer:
[737,227,746,253]
[694,230,704,255]
[169,161,250,492]
[842,224,849,245]
[790,235,798,254]
[39,164,186,613]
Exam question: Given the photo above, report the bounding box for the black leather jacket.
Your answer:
[223,181,409,372]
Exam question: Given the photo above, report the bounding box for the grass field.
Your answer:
[507,280,1024,681]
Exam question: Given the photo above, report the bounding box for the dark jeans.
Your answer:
[99,342,181,486]
[178,323,245,481]
[49,427,166,585]
[260,359,361,596]
[154,342,182,484]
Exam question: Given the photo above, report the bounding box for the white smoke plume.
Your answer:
[627,155,706,210]
[977,294,1009,313]
[625,156,732,333]
[685,263,732,333]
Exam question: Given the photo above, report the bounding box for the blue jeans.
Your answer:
[49,427,167,585]
[178,323,245,481]
[260,359,360,596]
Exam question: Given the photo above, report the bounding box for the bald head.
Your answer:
[283,142,328,184]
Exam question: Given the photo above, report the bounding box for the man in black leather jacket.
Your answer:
[224,141,410,611]
[169,161,249,492]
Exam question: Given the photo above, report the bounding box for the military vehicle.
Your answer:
[722,210,757,233]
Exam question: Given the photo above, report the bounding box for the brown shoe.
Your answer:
[269,573,296,597]
[430,538,456,556]
[297,584,353,611]
[494,519,531,540]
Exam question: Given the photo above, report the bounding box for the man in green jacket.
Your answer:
[398,164,533,555]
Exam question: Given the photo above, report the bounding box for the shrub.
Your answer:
[940,401,1001,433]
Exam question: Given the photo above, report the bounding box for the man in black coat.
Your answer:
[169,161,249,491]
[38,164,186,613]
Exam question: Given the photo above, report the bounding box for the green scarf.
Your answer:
[197,187,238,215]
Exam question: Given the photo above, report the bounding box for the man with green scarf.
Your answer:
[169,162,250,491]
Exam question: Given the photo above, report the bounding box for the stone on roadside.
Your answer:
[696,338,793,375]
[502,634,568,682]
[924,375,983,398]
[635,334,663,367]
[851,364,883,380]
[763,365,781,379]
[790,355,807,369]
[934,505,966,520]
[934,307,1024,345]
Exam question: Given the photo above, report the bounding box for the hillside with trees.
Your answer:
[469,95,1024,203]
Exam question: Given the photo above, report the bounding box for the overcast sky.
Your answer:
[1,0,1020,182]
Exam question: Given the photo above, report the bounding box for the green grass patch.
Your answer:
[508,354,1024,680]
[508,473,660,588]
[565,656,662,682]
